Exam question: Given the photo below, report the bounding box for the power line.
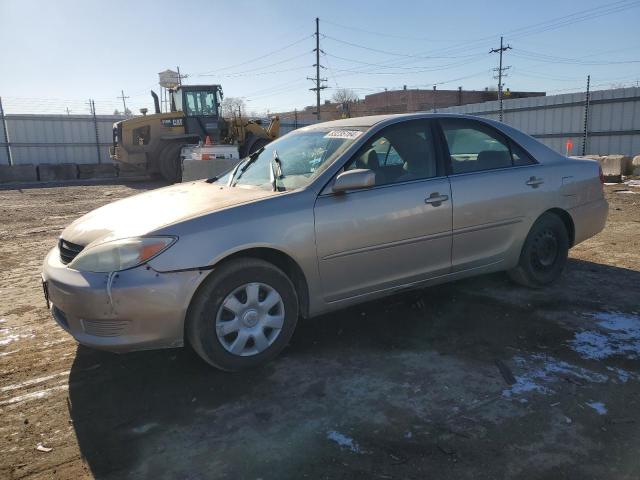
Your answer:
[511,48,640,65]
[320,18,457,42]
[505,0,640,40]
[322,34,486,61]
[195,35,313,76]
[198,52,310,77]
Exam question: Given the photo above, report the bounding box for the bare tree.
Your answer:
[331,88,359,104]
[221,97,246,117]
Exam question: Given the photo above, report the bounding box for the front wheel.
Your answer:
[508,212,569,288]
[186,258,299,371]
[158,144,182,183]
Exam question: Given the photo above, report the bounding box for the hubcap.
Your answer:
[215,282,285,357]
[531,229,558,269]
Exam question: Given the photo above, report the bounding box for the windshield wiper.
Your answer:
[230,147,265,186]
[270,149,284,192]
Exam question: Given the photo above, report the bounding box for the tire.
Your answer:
[186,258,299,371]
[158,143,182,183]
[241,137,270,158]
[508,212,569,288]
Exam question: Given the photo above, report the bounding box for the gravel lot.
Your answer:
[1,180,639,480]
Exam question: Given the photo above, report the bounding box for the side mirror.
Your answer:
[332,169,375,193]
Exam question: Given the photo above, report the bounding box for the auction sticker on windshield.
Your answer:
[324,130,363,139]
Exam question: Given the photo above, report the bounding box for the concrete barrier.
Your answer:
[37,163,78,182]
[117,163,147,178]
[632,155,640,176]
[602,155,632,174]
[78,163,118,179]
[0,164,38,183]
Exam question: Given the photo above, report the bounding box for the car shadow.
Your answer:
[67,258,640,478]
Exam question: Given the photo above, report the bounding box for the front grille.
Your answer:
[58,239,84,265]
[81,319,128,337]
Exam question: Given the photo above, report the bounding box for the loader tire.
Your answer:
[240,136,270,158]
[158,143,182,183]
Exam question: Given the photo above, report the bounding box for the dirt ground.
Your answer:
[1,179,639,480]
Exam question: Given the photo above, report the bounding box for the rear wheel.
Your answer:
[508,212,569,288]
[158,143,182,183]
[186,258,299,371]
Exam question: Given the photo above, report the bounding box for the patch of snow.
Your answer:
[0,349,21,357]
[326,430,363,453]
[131,423,159,435]
[1,371,69,393]
[606,366,635,383]
[569,312,640,360]
[586,401,607,415]
[503,353,607,398]
[0,384,68,406]
[0,327,35,346]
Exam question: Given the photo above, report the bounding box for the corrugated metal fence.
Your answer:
[439,87,640,156]
[0,114,124,165]
[2,87,639,165]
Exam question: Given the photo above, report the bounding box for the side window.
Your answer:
[440,119,513,174]
[345,121,437,186]
[510,141,536,166]
[132,125,150,145]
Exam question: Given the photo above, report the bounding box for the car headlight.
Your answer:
[68,236,177,273]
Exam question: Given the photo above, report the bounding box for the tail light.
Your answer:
[598,165,605,185]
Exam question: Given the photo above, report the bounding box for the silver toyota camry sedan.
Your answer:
[42,113,608,370]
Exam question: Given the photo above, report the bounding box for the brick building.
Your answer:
[276,87,545,123]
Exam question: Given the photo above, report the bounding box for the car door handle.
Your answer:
[424,192,449,206]
[526,176,544,188]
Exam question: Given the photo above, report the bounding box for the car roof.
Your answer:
[304,112,485,130]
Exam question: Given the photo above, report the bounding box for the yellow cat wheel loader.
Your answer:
[109,84,279,182]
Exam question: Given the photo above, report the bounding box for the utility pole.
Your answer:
[432,85,437,113]
[65,107,72,116]
[0,96,12,165]
[87,99,101,164]
[582,75,591,156]
[294,108,298,129]
[490,36,512,122]
[118,90,130,116]
[307,17,327,121]
[177,66,189,86]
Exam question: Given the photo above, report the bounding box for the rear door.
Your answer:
[438,118,549,272]
[314,120,452,302]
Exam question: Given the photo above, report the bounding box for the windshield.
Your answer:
[223,127,365,191]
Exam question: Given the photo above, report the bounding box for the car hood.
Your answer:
[60,181,276,246]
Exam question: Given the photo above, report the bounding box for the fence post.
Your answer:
[90,99,101,164]
[0,96,12,165]
[582,75,591,156]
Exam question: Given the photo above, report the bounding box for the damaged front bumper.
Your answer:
[41,247,204,352]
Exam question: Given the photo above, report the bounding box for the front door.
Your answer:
[314,120,452,302]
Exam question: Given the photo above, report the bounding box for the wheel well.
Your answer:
[219,248,310,318]
[545,208,575,247]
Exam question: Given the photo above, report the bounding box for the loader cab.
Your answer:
[171,85,224,140]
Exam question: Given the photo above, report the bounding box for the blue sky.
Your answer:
[1,0,639,115]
